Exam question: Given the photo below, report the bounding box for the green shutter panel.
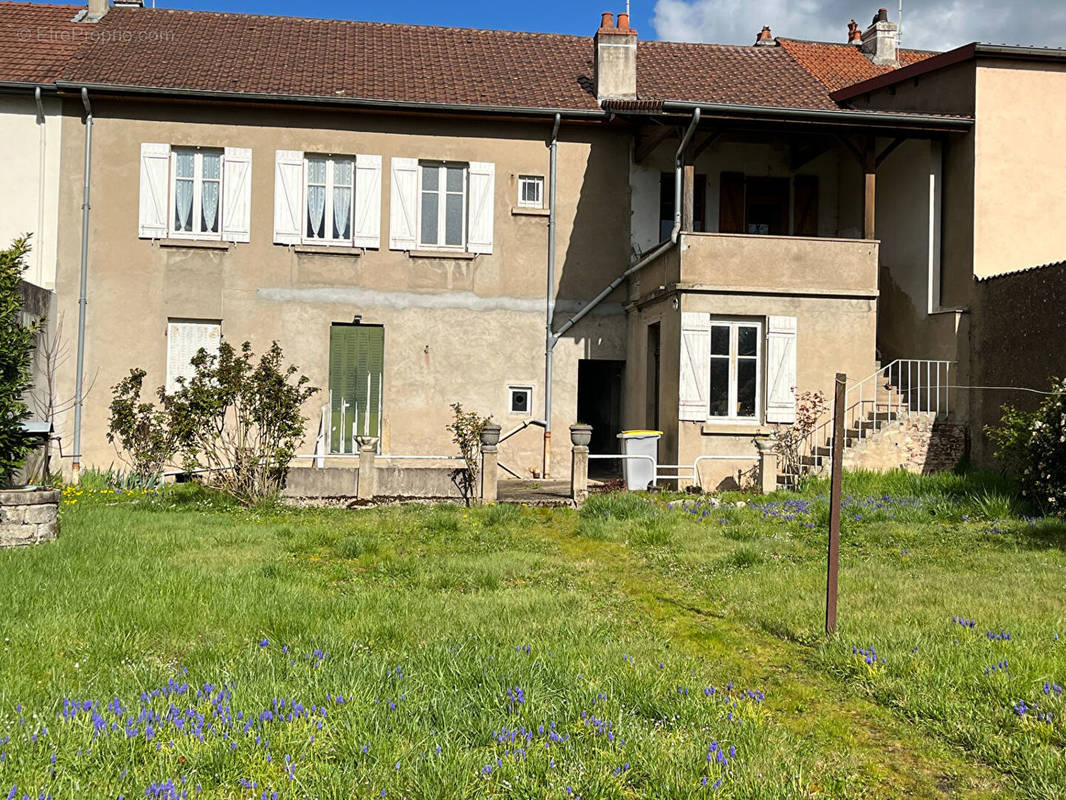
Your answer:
[328,325,384,453]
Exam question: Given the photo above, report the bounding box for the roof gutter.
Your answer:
[54,81,609,119]
[660,100,972,130]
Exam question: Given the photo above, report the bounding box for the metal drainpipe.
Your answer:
[671,108,701,243]
[542,112,561,479]
[34,87,46,287]
[72,87,92,481]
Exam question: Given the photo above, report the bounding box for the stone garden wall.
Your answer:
[0,488,60,547]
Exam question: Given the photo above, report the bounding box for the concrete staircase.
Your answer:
[778,360,963,486]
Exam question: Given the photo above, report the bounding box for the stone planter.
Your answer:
[0,488,60,548]
[480,424,502,447]
[570,424,593,447]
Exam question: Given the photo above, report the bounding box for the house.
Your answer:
[2,0,1063,489]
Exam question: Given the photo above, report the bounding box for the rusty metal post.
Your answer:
[826,372,846,635]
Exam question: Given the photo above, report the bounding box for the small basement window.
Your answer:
[509,385,533,415]
[517,175,544,209]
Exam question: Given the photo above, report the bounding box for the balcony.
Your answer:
[638,232,880,299]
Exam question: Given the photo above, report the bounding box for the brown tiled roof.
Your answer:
[0,3,944,118]
[638,40,839,110]
[59,7,602,110]
[52,7,863,112]
[779,38,936,93]
[0,2,84,83]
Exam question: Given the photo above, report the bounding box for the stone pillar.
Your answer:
[570,424,593,506]
[356,437,379,501]
[479,424,501,504]
[481,445,499,504]
[754,437,778,495]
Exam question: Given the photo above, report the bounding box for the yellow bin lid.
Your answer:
[620,430,663,436]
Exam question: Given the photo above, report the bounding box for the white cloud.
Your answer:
[651,0,1066,51]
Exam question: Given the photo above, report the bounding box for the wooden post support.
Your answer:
[826,373,846,635]
[863,138,877,240]
[356,436,379,502]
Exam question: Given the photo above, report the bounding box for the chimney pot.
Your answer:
[594,9,637,103]
[876,8,889,23]
[847,19,862,44]
[754,25,776,46]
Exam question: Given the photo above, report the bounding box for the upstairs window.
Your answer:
[420,162,467,248]
[518,175,544,209]
[139,143,251,242]
[172,148,222,238]
[388,158,495,254]
[305,155,355,243]
[273,151,382,249]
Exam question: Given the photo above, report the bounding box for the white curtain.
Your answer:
[201,180,219,233]
[307,185,325,238]
[333,185,351,240]
[174,179,193,232]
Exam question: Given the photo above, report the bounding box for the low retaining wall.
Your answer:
[0,488,60,547]
[283,466,464,501]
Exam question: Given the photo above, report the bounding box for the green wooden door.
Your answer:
[329,324,384,454]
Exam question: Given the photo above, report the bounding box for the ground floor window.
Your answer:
[709,319,762,421]
[328,323,384,454]
[166,319,221,393]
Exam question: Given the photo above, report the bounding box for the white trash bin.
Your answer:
[617,430,662,491]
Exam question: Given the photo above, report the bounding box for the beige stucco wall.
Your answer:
[53,99,633,478]
[973,60,1066,279]
[0,94,62,289]
[625,234,878,490]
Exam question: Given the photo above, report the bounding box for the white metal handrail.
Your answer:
[788,359,956,488]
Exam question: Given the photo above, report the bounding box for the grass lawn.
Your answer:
[0,471,1063,798]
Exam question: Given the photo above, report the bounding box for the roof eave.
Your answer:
[53,81,609,119]
[659,100,973,132]
[831,41,1066,102]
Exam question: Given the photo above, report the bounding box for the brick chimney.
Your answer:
[847,19,862,45]
[594,11,638,103]
[754,26,777,46]
[861,8,899,66]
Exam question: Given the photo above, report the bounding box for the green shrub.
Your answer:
[989,380,1066,515]
[0,237,41,485]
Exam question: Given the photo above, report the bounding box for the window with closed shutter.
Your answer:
[166,320,221,393]
[328,324,384,454]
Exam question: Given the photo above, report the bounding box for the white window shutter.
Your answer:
[679,312,711,422]
[138,142,169,239]
[352,154,382,249]
[273,149,303,245]
[467,161,495,254]
[389,157,419,251]
[221,146,252,243]
[166,321,221,394]
[766,316,798,423]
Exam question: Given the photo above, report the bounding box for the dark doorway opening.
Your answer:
[578,360,624,472]
[646,322,661,431]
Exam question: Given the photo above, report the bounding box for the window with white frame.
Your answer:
[518,175,544,209]
[166,319,221,394]
[509,385,533,415]
[139,143,251,242]
[419,162,467,248]
[388,158,495,254]
[708,320,762,421]
[171,148,223,238]
[305,155,355,242]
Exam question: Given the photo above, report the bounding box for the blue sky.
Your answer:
[38,1,1066,50]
